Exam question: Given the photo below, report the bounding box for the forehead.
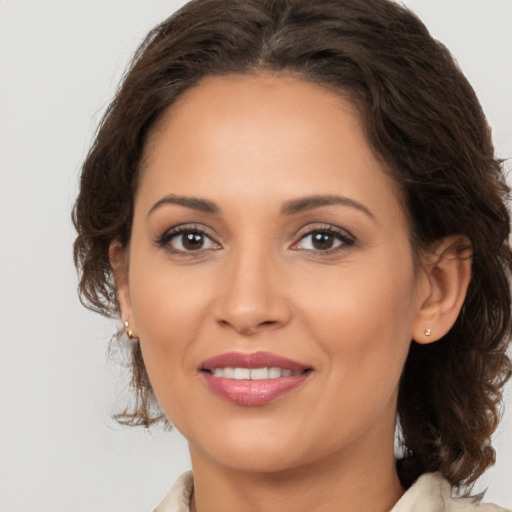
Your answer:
[138,73,405,224]
[148,73,360,155]
[143,73,365,176]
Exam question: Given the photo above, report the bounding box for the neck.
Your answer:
[189,432,404,512]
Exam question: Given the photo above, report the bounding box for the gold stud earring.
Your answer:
[124,320,133,339]
[424,328,432,337]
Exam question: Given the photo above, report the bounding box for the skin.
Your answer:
[113,74,471,512]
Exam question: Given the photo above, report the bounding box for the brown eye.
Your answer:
[293,227,354,253]
[161,228,219,253]
[311,232,336,250]
[181,231,206,250]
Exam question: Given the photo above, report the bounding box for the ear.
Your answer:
[412,235,472,344]
[109,241,138,338]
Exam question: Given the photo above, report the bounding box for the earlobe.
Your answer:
[412,236,472,345]
[109,241,138,338]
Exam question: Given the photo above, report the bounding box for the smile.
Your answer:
[200,352,313,406]
[210,367,300,379]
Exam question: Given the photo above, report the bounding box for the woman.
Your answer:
[73,0,512,510]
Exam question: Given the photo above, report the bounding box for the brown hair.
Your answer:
[73,0,512,490]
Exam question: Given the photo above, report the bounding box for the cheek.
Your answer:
[298,254,417,381]
[291,259,416,445]
[129,250,213,341]
[128,268,212,428]
[127,250,216,402]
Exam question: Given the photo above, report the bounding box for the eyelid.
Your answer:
[290,224,355,253]
[154,222,355,256]
[155,223,222,254]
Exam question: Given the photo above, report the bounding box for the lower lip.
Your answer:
[202,372,310,406]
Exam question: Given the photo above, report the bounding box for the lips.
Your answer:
[200,351,312,406]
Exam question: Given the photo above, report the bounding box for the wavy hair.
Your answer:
[73,0,512,490]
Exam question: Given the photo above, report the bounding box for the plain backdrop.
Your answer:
[0,1,511,511]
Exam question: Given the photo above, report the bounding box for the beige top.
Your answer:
[153,471,510,512]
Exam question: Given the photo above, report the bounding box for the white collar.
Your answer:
[153,471,508,512]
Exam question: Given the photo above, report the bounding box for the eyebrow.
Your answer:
[281,195,375,219]
[148,194,220,216]
[148,193,374,219]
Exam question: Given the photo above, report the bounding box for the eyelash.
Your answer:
[154,224,355,256]
[292,225,355,255]
[155,224,220,256]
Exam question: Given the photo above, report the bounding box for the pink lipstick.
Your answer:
[200,351,312,406]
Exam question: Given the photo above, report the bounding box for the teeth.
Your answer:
[224,367,235,379]
[250,367,269,380]
[268,367,281,379]
[234,368,250,380]
[211,367,299,379]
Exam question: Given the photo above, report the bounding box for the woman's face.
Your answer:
[119,74,429,473]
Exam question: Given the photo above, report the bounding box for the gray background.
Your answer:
[1,1,511,510]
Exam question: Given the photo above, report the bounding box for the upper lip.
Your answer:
[200,351,311,373]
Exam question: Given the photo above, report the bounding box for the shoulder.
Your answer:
[392,473,510,512]
[153,471,193,512]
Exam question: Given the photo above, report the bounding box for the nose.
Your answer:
[214,247,292,336]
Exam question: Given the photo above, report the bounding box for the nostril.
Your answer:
[217,318,280,335]
[214,293,292,334]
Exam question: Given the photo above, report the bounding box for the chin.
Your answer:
[207,443,310,474]
[187,418,329,475]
